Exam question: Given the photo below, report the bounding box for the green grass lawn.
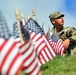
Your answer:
[19,55,76,75]
[40,55,76,75]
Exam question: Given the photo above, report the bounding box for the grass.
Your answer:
[19,55,76,75]
[40,55,76,75]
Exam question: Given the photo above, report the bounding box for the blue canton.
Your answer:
[13,21,30,41]
[25,18,44,35]
[0,10,11,39]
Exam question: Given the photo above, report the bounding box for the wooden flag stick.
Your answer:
[27,15,30,20]
[21,13,26,26]
[42,22,46,35]
[32,8,36,20]
[15,8,24,44]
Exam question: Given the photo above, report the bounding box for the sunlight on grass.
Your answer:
[19,55,76,75]
[41,55,76,75]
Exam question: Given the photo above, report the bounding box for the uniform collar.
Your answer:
[54,26,64,32]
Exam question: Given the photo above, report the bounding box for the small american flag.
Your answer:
[13,21,41,75]
[48,32,64,56]
[24,18,56,66]
[0,37,24,75]
[49,39,64,56]
[0,15,24,75]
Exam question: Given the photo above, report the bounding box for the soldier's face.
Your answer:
[53,17,64,26]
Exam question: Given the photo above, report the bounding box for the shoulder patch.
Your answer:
[50,32,53,36]
[64,27,70,32]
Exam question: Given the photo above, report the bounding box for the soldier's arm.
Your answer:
[63,39,70,49]
[68,27,76,43]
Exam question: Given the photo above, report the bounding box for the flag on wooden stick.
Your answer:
[13,8,41,75]
[0,37,24,75]
[48,31,64,56]
[24,18,57,66]
[0,10,24,75]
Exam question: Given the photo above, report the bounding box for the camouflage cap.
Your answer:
[49,11,64,20]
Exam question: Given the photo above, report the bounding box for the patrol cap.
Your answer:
[49,11,64,20]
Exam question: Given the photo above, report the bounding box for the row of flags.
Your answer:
[0,9,64,75]
[1,37,24,75]
[13,21,40,75]
[0,9,41,75]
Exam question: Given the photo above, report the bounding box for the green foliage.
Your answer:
[19,71,25,75]
[40,55,76,75]
[20,55,76,75]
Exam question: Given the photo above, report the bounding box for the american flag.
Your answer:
[24,18,56,66]
[13,21,41,75]
[0,16,24,75]
[0,37,24,75]
[48,31,64,56]
[49,39,64,56]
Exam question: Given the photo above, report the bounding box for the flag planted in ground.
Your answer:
[24,18,56,66]
[0,13,24,75]
[13,21,41,75]
[0,37,24,75]
[48,32,64,56]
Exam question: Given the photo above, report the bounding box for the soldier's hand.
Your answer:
[63,39,70,49]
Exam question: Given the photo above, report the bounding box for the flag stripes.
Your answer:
[24,18,57,66]
[0,37,23,75]
[49,39,64,55]
[13,22,41,75]
[15,38,41,75]
[19,39,40,75]
[30,31,56,66]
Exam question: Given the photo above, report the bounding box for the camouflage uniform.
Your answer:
[48,27,76,55]
[48,11,76,55]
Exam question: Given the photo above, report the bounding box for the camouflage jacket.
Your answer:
[47,26,76,53]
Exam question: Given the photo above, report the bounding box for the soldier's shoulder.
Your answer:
[64,26,76,31]
[50,28,55,34]
[64,27,72,29]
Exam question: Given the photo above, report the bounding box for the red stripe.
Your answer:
[38,57,43,65]
[35,34,42,42]
[31,32,56,65]
[37,68,40,75]
[0,40,7,52]
[49,40,64,55]
[23,49,34,64]
[14,41,20,45]
[22,49,40,74]
[45,36,56,56]
[43,36,56,57]
[46,45,54,58]
[6,52,20,75]
[16,61,24,75]
[26,63,39,75]
[34,35,46,54]
[36,40,45,55]
[43,47,51,60]
[31,32,37,40]
[40,50,47,62]
[23,52,36,69]
[19,39,29,49]
[1,42,16,70]
[20,43,31,55]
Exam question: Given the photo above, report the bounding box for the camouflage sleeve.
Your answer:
[68,27,76,43]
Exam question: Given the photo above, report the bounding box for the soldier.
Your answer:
[48,11,76,55]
